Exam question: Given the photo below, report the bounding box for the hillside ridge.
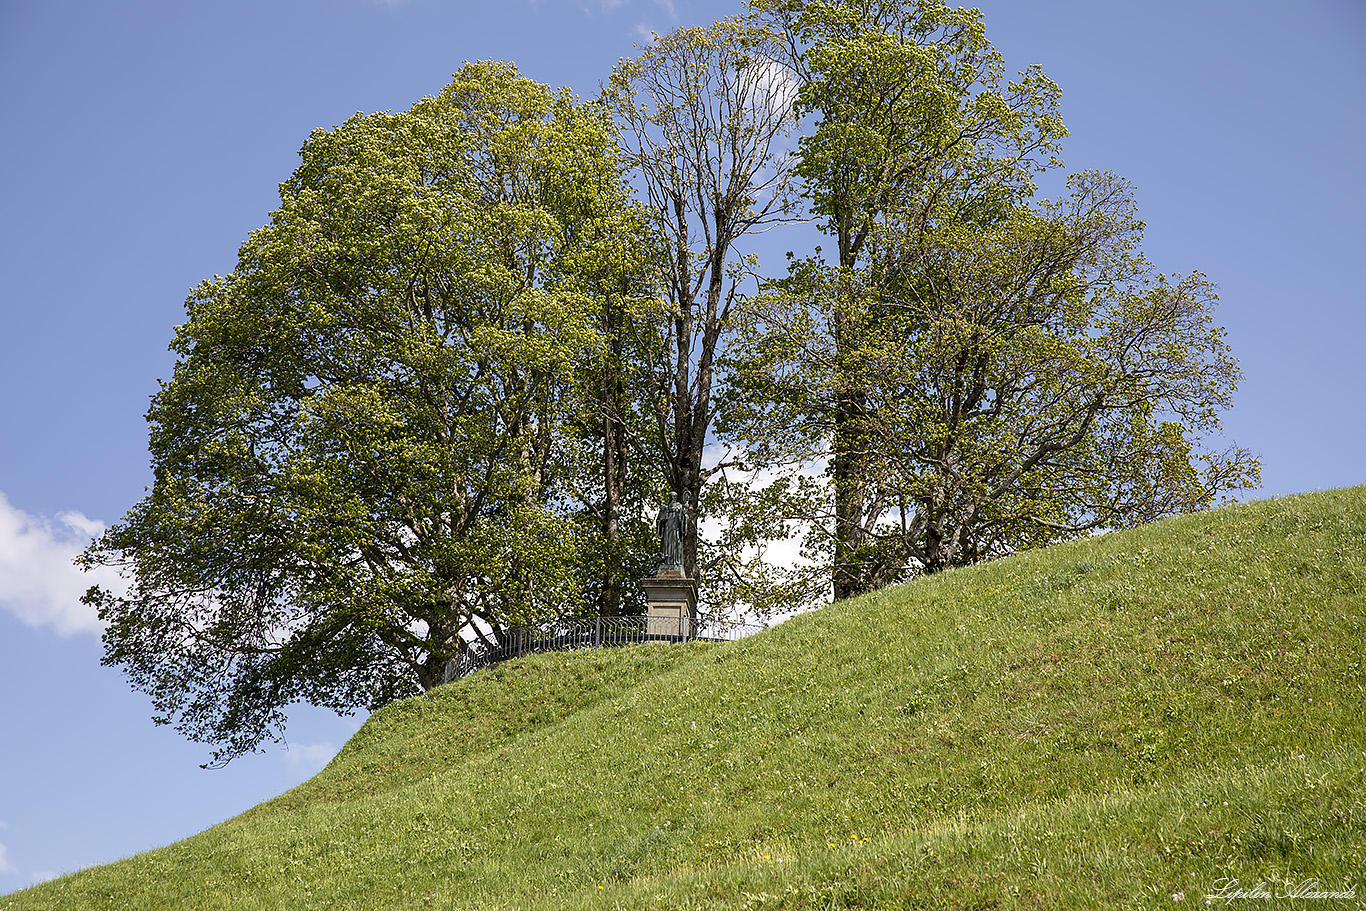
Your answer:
[9,488,1365,910]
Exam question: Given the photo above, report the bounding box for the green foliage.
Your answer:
[727,172,1259,588]
[22,488,1366,909]
[606,13,800,586]
[76,0,1263,771]
[78,61,657,766]
[765,0,1066,257]
[724,0,1257,598]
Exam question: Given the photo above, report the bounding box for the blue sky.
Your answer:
[1,0,1362,893]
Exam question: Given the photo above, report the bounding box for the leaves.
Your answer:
[81,62,653,765]
[77,4,1261,763]
[724,4,1256,594]
[605,14,802,584]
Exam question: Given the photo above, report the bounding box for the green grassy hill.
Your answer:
[9,488,1366,910]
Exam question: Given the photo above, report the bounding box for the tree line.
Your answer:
[79,0,1259,766]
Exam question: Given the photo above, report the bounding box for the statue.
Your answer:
[656,493,688,575]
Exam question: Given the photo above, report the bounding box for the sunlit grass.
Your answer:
[8,487,1365,909]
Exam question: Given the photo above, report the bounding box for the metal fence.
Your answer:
[443,615,764,682]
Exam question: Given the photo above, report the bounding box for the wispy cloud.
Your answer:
[0,830,16,875]
[0,821,46,884]
[0,492,117,635]
[283,741,338,771]
[626,0,677,41]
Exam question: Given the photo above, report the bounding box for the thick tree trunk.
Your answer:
[418,651,448,691]
[600,411,622,616]
[660,246,728,583]
[832,413,867,597]
[831,305,869,600]
[830,263,874,600]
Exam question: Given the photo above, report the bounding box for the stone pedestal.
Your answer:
[641,571,698,640]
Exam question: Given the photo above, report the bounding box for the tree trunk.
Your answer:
[600,410,622,616]
[831,295,870,600]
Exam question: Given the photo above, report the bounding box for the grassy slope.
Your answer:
[8,488,1366,910]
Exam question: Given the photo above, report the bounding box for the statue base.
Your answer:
[641,571,697,640]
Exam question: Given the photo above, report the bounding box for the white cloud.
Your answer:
[283,741,338,771]
[0,491,118,635]
[0,841,16,875]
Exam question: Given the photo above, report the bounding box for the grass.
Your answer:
[7,487,1366,909]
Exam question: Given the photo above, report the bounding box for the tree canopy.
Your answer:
[719,0,1257,598]
[606,14,800,583]
[724,170,1258,585]
[80,62,657,766]
[81,1,1258,765]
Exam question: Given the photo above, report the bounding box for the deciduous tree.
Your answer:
[725,168,1260,586]
[79,62,652,766]
[746,0,1070,598]
[606,15,800,583]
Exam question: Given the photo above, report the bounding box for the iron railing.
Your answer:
[443,615,763,682]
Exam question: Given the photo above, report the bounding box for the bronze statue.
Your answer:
[656,493,688,574]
